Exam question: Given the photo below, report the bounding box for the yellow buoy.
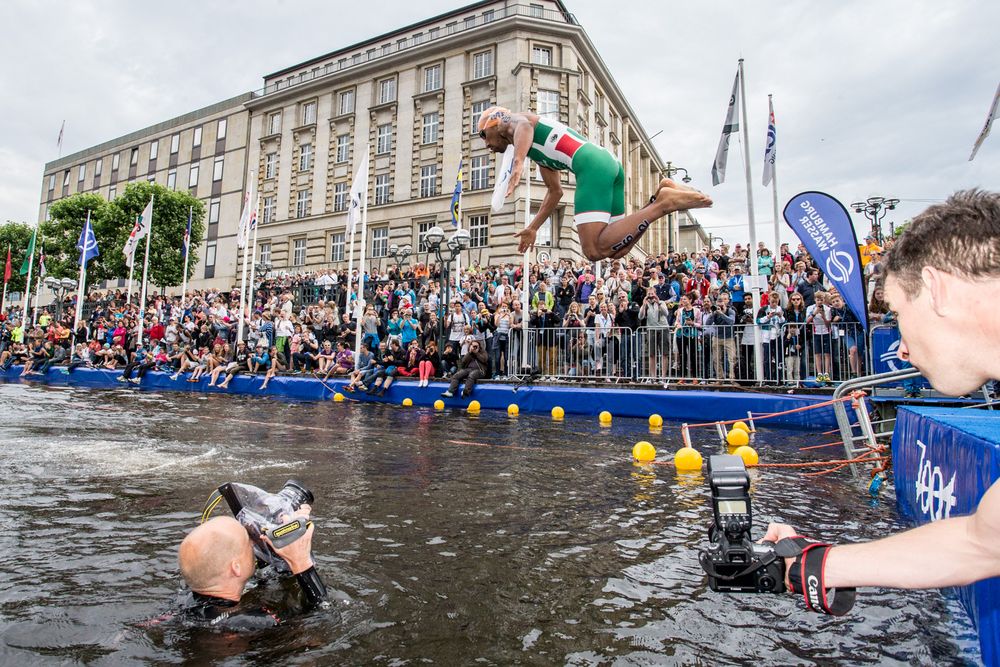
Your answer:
[632,441,657,462]
[674,447,703,471]
[648,414,664,428]
[599,410,613,425]
[726,428,750,448]
[551,406,565,420]
[732,421,750,433]
[467,400,481,414]
[434,399,445,410]
[333,393,345,402]
[733,445,759,467]
[402,397,413,407]
[507,404,519,417]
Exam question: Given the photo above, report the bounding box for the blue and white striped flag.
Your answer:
[762,96,776,186]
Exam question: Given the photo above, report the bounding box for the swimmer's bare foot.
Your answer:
[651,178,712,213]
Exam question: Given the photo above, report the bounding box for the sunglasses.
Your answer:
[478,130,487,140]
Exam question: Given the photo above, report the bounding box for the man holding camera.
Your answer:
[763,190,1000,614]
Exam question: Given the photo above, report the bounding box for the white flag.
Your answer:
[969,81,1000,161]
[711,70,740,186]
[491,145,516,212]
[236,176,256,248]
[124,196,153,268]
[762,96,776,186]
[347,145,370,235]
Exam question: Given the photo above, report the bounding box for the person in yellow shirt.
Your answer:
[859,235,882,267]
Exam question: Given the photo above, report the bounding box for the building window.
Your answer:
[338,90,355,115]
[330,233,345,262]
[149,141,158,160]
[424,64,442,92]
[371,227,388,258]
[538,89,560,120]
[418,221,435,252]
[128,148,137,166]
[471,100,490,134]
[472,51,493,79]
[302,101,317,125]
[530,3,544,18]
[167,169,176,189]
[265,152,277,179]
[536,216,553,246]
[208,199,220,225]
[336,134,350,163]
[48,174,55,190]
[293,238,307,266]
[374,173,390,205]
[205,241,217,271]
[170,134,179,154]
[193,127,203,148]
[482,9,495,22]
[108,186,117,200]
[378,77,396,104]
[259,242,271,265]
[263,196,275,224]
[464,15,476,29]
[188,164,199,188]
[212,156,224,182]
[422,112,439,144]
[78,164,86,181]
[296,190,311,218]
[334,182,348,212]
[268,111,281,135]
[470,155,491,190]
[469,214,489,248]
[94,159,103,177]
[532,46,552,66]
[376,123,392,155]
[217,117,228,140]
[299,143,313,171]
[112,153,120,171]
[419,164,438,197]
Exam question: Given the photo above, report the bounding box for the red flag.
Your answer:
[3,245,10,283]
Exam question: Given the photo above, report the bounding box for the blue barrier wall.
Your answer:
[893,406,1000,665]
[0,366,841,429]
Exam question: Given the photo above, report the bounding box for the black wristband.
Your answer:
[295,566,330,609]
[785,541,856,616]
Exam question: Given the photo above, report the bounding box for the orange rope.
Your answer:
[684,391,866,430]
[798,440,844,451]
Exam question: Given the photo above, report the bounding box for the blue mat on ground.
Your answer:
[0,366,838,429]
[893,406,1000,665]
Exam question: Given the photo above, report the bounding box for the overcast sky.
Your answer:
[2,0,997,248]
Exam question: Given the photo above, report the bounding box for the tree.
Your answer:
[42,193,111,281]
[0,221,36,295]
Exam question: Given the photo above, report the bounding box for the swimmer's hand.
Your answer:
[262,504,315,575]
[761,522,798,592]
[514,227,537,255]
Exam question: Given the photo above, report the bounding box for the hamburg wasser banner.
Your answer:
[783,192,869,331]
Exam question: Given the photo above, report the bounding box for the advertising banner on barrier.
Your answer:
[783,192,868,330]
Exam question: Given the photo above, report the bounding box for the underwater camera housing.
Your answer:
[699,455,785,594]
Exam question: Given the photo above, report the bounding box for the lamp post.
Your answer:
[849,196,899,246]
[44,276,78,321]
[423,225,471,349]
[662,161,692,252]
[387,243,413,274]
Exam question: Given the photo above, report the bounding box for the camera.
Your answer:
[699,455,785,593]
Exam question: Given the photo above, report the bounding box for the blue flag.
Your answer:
[783,192,868,331]
[449,159,463,226]
[77,214,100,266]
[182,207,193,259]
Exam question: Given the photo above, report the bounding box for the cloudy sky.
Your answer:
[2,0,997,248]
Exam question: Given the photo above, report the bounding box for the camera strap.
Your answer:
[777,536,856,616]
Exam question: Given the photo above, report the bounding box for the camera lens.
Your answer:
[279,479,315,509]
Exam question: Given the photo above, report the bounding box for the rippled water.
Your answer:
[0,382,981,665]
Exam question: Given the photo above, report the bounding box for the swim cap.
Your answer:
[478,106,511,132]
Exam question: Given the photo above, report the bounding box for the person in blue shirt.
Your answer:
[399,309,421,348]
[727,265,747,316]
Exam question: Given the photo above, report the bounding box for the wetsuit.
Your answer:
[177,591,282,630]
[526,117,625,227]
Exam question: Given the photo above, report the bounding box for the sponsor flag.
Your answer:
[347,145,370,235]
[783,191,868,330]
[712,69,740,186]
[182,207,193,260]
[124,196,153,268]
[236,178,256,249]
[3,245,10,283]
[19,227,37,275]
[77,214,100,266]
[37,243,46,278]
[762,96,776,186]
[450,159,463,226]
[57,120,65,151]
[969,81,1000,161]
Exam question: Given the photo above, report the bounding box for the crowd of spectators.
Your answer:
[0,236,900,396]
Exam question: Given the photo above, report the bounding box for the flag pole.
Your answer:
[520,159,531,373]
[1,244,10,315]
[354,158,369,355]
[137,196,154,347]
[126,215,137,306]
[21,229,36,327]
[738,59,764,384]
[246,198,260,325]
[74,211,91,334]
[31,235,44,326]
[180,206,192,310]
[455,169,463,282]
[768,94,781,256]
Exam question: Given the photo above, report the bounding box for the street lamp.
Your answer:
[387,243,413,272]
[661,161,692,252]
[43,276,77,321]
[423,226,471,349]
[849,196,899,246]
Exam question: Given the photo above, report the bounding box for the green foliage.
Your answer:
[41,182,205,288]
[0,221,36,294]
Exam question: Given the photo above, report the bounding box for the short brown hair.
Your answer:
[886,189,1000,297]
